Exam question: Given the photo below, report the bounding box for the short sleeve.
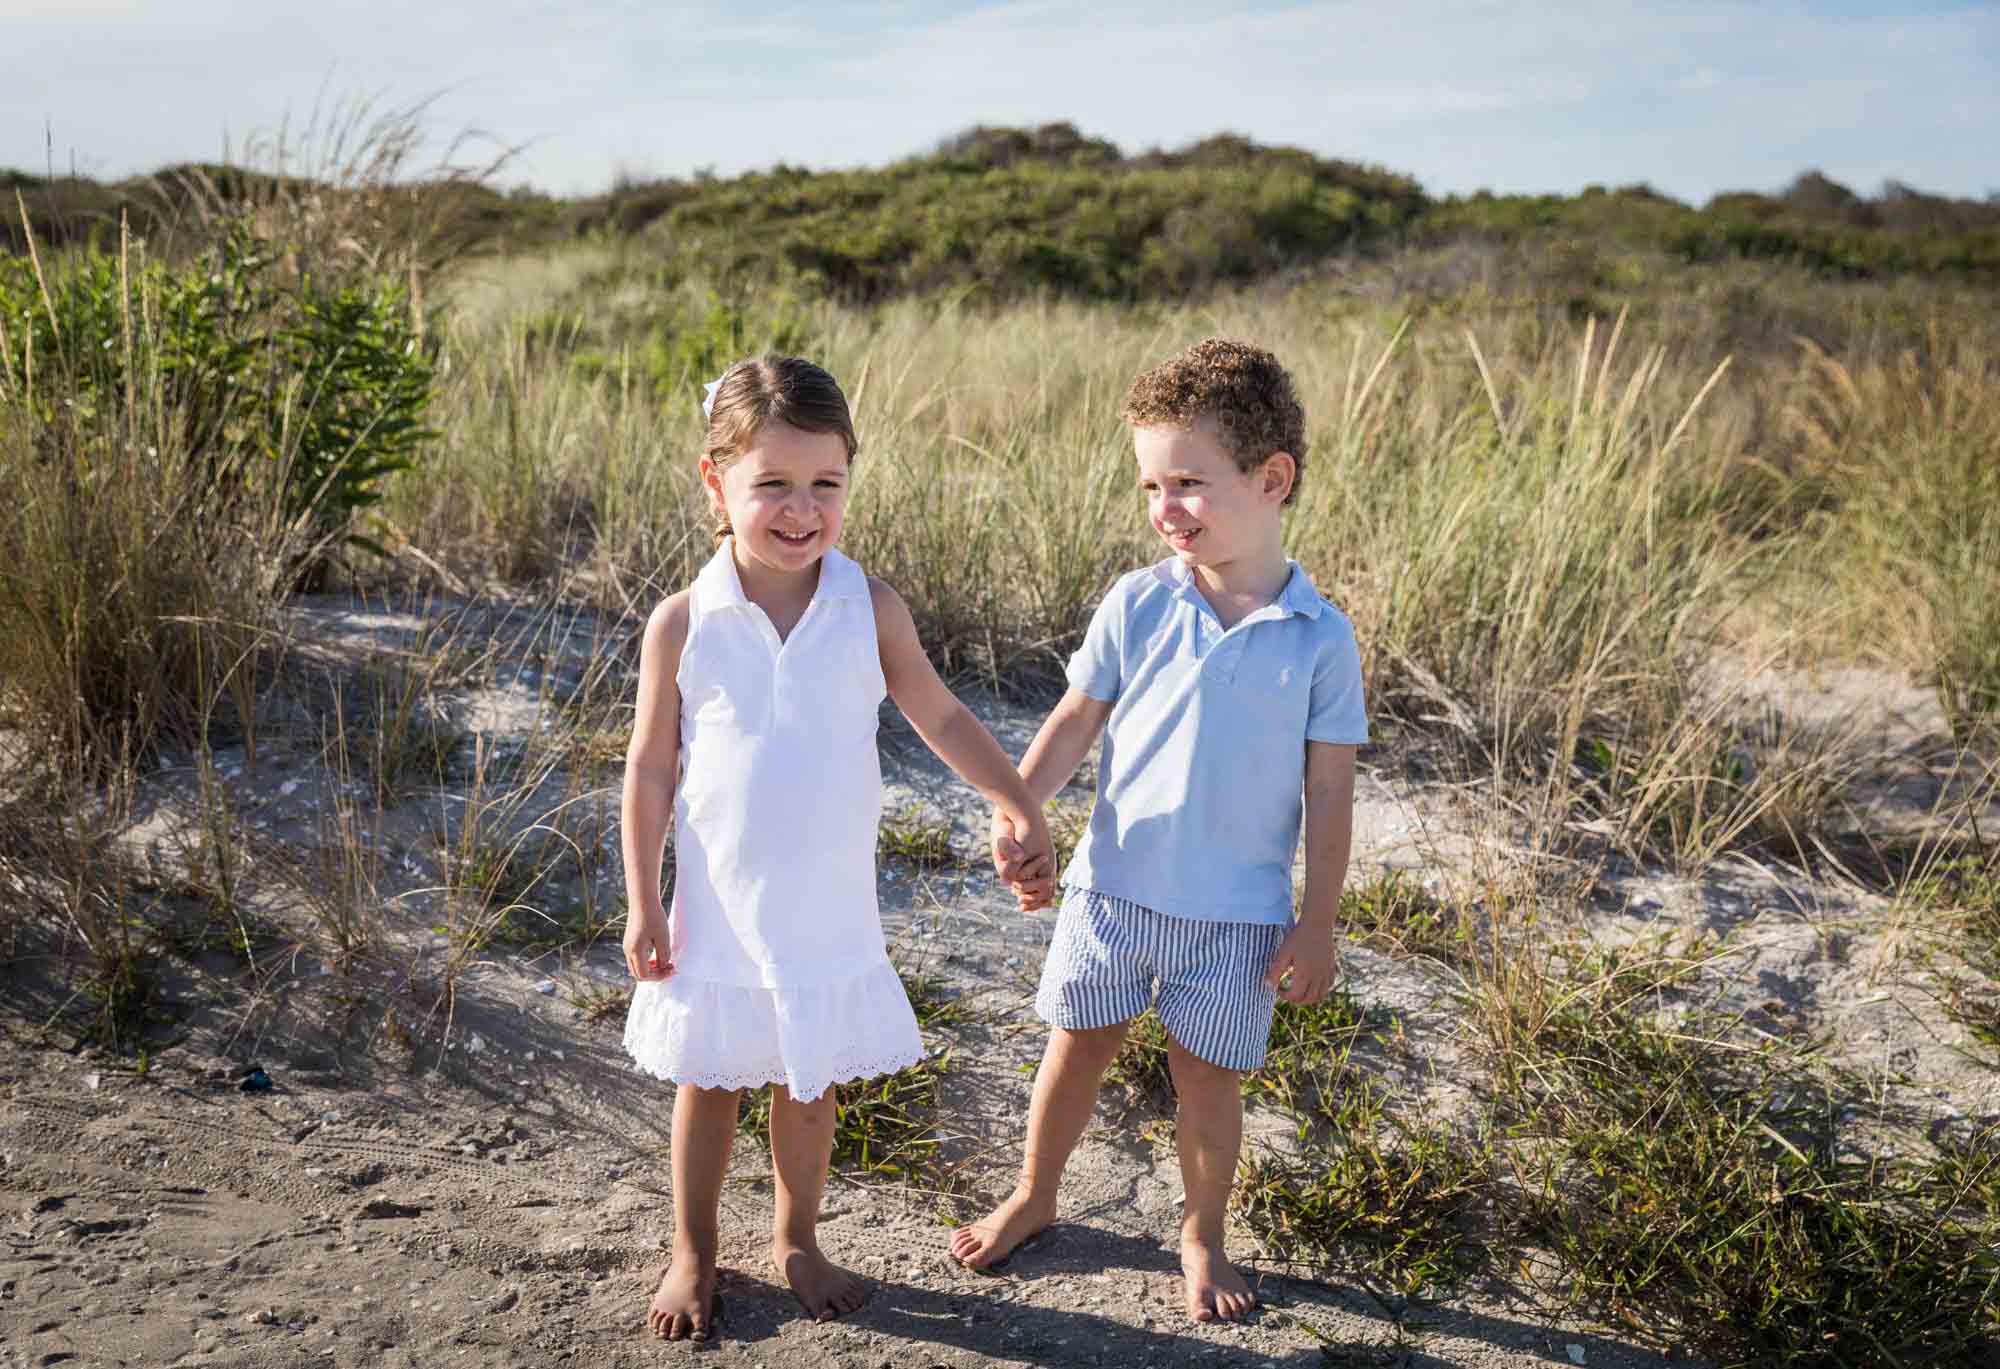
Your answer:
[1065,580,1127,703]
[1306,613,1368,744]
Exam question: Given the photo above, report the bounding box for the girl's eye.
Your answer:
[814,479,843,489]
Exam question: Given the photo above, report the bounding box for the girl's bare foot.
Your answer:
[1181,1235,1255,1323]
[773,1238,868,1321]
[949,1186,1055,1269]
[647,1256,718,1340]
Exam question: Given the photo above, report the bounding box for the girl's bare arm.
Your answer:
[621,592,690,981]
[869,577,1055,882]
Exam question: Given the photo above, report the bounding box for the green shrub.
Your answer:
[0,215,435,768]
[0,226,435,586]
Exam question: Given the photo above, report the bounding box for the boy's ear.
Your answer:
[1261,452,1297,503]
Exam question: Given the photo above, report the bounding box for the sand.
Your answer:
[4,590,1995,1368]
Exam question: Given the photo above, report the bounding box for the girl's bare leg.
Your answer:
[1166,1037,1255,1322]
[650,1083,740,1340]
[950,1022,1129,1267]
[768,1083,867,1320]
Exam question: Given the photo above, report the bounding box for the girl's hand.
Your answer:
[992,808,1056,911]
[623,907,674,982]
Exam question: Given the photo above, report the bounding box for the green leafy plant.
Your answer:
[877,807,960,870]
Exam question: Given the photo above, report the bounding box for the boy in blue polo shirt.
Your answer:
[951,338,1366,1324]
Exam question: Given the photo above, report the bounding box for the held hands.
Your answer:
[622,904,674,982]
[1264,921,1339,1004]
[990,807,1057,912]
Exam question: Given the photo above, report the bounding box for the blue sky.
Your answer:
[6,1,1996,204]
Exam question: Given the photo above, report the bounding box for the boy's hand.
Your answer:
[623,906,674,982]
[991,809,1056,911]
[1264,922,1338,1004]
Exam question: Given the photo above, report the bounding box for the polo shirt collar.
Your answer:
[1161,556,1323,620]
[693,539,869,614]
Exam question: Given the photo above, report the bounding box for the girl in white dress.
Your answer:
[619,355,1054,1343]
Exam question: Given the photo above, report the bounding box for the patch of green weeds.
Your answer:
[737,1053,955,1182]
[895,958,971,1032]
[151,896,287,966]
[1236,1100,1495,1296]
[567,979,632,1025]
[1339,871,1469,964]
[736,962,961,1183]
[1907,846,2000,1046]
[877,807,960,870]
[1238,992,1491,1296]
[1500,986,2000,1365]
[1245,991,1380,1115]
[1110,992,1398,1119]
[482,897,615,952]
[78,940,165,1055]
[444,829,614,952]
[1104,1009,1176,1114]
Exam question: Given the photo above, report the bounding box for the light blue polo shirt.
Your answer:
[1062,557,1368,926]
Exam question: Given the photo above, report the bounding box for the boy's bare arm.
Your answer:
[871,579,1055,878]
[1265,741,1357,1003]
[1298,742,1357,932]
[988,688,1111,905]
[621,593,689,981]
[1017,688,1113,806]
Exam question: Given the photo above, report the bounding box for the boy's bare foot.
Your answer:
[949,1186,1056,1269]
[647,1256,718,1340]
[1182,1235,1255,1322]
[773,1238,868,1321]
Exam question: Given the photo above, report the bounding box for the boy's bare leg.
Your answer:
[651,1084,739,1340]
[1166,1038,1255,1322]
[768,1083,869,1321]
[951,1022,1128,1267]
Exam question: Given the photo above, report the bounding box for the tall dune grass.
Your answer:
[406,251,1965,865]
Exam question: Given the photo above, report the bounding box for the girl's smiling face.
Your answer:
[702,420,852,578]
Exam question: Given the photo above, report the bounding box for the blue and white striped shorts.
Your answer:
[1035,886,1285,1072]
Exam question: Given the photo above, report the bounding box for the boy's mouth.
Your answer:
[1163,526,1202,550]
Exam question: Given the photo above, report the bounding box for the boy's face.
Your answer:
[1133,420,1292,574]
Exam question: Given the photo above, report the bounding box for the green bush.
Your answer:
[0,226,435,588]
[0,218,435,768]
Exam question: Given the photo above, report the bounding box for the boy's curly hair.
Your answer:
[1122,338,1307,504]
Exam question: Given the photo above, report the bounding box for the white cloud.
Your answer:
[4,1,1995,201]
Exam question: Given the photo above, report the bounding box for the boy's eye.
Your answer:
[814,479,843,489]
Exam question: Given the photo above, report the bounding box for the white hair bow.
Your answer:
[701,377,723,419]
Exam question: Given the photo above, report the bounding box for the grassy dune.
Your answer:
[3,127,1998,1363]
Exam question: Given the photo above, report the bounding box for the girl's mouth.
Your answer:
[773,529,817,546]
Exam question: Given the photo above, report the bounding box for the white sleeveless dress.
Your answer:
[623,541,923,1103]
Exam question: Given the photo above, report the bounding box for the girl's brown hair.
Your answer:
[703,355,859,544]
